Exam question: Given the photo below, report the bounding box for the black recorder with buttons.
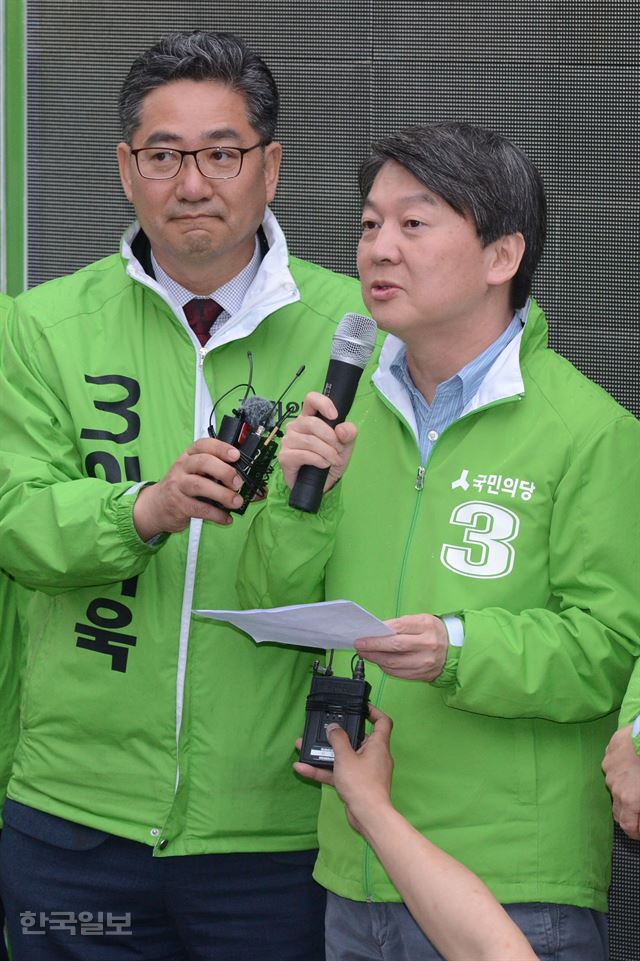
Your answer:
[299,658,371,769]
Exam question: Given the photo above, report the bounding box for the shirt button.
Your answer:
[158,838,169,850]
[427,429,439,442]
[150,828,160,837]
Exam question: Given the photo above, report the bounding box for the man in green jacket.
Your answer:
[239,123,640,960]
[0,31,367,961]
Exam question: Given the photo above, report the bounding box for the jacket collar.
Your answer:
[372,299,545,432]
[119,208,300,351]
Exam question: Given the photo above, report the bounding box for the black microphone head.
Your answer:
[331,313,377,369]
[240,395,276,430]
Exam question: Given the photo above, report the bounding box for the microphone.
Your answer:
[289,312,377,514]
[206,357,306,514]
[239,396,277,430]
[216,396,276,447]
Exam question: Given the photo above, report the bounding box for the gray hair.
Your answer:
[359,123,547,309]
[118,30,279,144]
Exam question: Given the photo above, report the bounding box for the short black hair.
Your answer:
[359,123,547,308]
[118,30,279,145]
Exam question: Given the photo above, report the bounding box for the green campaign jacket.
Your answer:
[619,661,640,754]
[0,291,28,826]
[621,663,640,722]
[0,213,369,855]
[0,573,25,827]
[239,299,640,911]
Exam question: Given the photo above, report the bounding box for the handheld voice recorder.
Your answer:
[299,658,371,769]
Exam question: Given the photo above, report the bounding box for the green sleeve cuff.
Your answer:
[430,641,461,688]
[115,489,169,554]
[270,469,343,526]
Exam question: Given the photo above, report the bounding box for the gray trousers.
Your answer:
[325,893,608,961]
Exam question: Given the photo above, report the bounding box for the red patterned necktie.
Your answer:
[183,298,223,346]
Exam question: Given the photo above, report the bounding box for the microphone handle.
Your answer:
[289,360,363,514]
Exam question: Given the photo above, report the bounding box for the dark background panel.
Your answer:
[23,6,640,956]
[270,60,371,277]
[372,0,637,61]
[611,824,640,961]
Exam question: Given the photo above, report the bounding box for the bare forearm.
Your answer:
[358,805,537,961]
[304,712,537,959]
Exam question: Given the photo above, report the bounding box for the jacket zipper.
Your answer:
[362,394,523,895]
[172,345,209,801]
[123,238,299,836]
[173,312,296,802]
[363,451,426,897]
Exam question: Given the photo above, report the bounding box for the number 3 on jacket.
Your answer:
[440,500,520,579]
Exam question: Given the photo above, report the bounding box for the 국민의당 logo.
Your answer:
[450,467,535,501]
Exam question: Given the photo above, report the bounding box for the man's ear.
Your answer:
[486,232,526,287]
[117,142,134,203]
[263,141,282,205]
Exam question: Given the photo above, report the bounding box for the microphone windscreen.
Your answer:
[330,313,378,369]
[240,395,275,430]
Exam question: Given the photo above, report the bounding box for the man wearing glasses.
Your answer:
[0,30,365,961]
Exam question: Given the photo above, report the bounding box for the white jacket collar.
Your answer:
[372,301,531,435]
[120,208,300,351]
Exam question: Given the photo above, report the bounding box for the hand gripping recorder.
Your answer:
[206,354,304,514]
[299,657,371,769]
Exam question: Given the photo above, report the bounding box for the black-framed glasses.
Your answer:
[130,142,264,181]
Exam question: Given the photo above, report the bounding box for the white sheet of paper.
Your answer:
[193,600,393,650]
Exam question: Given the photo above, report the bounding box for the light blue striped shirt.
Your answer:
[390,309,525,464]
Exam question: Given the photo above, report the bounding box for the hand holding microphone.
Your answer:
[287,313,377,513]
[279,393,358,494]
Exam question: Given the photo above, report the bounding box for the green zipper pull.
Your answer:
[415,465,425,490]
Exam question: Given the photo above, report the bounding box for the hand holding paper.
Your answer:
[194,600,393,650]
